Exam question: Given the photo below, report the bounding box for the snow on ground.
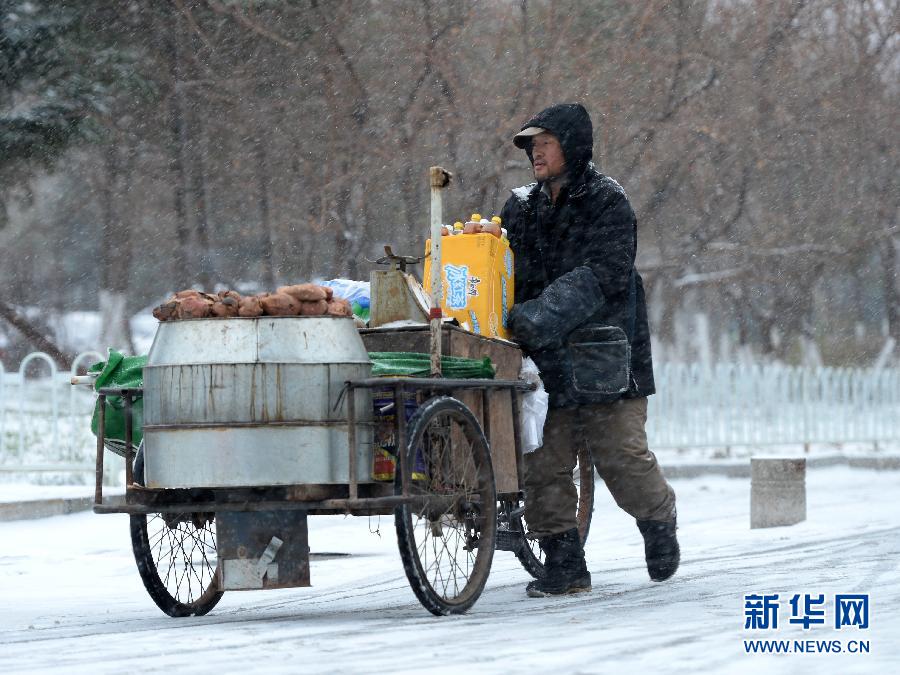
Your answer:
[0,466,897,674]
[0,485,99,503]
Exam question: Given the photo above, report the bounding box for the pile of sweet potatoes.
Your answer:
[152,284,352,321]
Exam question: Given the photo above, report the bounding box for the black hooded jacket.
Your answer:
[501,103,655,408]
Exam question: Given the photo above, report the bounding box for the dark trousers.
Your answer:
[523,397,676,538]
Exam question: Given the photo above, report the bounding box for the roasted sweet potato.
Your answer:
[152,300,178,321]
[210,290,241,317]
[325,298,352,317]
[211,298,239,317]
[238,296,263,317]
[174,289,217,302]
[176,295,212,319]
[300,299,328,316]
[260,292,302,316]
[278,283,327,302]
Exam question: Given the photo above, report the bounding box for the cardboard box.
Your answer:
[423,233,514,339]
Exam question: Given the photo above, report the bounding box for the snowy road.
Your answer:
[1,466,898,674]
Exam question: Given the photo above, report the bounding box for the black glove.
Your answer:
[508,266,604,351]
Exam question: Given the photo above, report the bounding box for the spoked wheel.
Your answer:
[394,396,497,616]
[512,443,595,579]
[130,445,223,617]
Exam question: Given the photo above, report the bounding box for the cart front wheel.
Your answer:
[130,445,223,617]
[394,396,497,615]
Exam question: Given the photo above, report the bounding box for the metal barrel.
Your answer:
[142,316,373,488]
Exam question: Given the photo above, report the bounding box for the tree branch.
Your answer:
[0,301,74,369]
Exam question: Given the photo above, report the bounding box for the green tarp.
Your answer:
[368,352,495,379]
[89,350,146,446]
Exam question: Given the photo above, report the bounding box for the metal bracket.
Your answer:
[256,535,284,576]
[370,245,424,272]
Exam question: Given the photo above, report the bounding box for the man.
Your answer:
[501,103,679,597]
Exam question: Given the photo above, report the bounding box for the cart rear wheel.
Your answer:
[513,444,595,579]
[130,446,223,617]
[394,396,497,616]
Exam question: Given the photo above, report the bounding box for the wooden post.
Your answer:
[429,166,452,377]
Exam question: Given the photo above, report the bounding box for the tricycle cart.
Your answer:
[89,317,593,617]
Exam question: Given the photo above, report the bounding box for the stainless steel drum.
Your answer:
[141,316,373,488]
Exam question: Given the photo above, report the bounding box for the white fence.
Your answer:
[0,351,104,477]
[2,353,900,481]
[648,363,900,449]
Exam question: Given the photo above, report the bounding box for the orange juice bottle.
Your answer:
[464,213,482,234]
[482,215,502,238]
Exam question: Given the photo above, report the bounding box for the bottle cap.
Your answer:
[491,216,502,225]
[470,213,482,222]
[453,221,463,230]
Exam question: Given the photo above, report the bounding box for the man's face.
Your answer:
[531,132,566,182]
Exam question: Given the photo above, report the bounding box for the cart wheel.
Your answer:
[130,445,223,617]
[394,396,497,616]
[513,444,595,579]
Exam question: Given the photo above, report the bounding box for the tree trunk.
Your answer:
[186,26,212,291]
[99,141,135,353]
[189,119,212,290]
[165,8,192,290]
[98,290,131,352]
[883,236,900,346]
[333,167,352,278]
[253,134,276,289]
[344,180,365,280]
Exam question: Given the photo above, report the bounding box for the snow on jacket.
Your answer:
[501,103,655,409]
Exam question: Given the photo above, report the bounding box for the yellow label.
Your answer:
[424,233,515,339]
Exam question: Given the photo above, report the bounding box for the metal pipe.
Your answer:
[95,394,106,505]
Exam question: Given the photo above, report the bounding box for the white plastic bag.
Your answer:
[319,278,370,306]
[518,357,549,454]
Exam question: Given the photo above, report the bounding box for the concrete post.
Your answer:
[750,458,806,529]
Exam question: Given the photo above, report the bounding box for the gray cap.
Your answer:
[513,126,547,149]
